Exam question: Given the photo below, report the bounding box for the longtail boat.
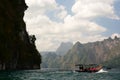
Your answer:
[75,64,102,72]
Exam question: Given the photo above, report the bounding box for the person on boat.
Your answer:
[79,65,84,71]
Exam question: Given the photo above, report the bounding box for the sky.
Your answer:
[24,0,120,52]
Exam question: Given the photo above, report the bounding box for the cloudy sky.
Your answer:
[24,0,120,52]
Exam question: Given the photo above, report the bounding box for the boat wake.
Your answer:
[96,69,108,73]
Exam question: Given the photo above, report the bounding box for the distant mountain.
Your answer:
[41,36,120,69]
[41,52,61,68]
[41,42,73,68]
[56,42,73,55]
[61,36,120,69]
[40,51,56,56]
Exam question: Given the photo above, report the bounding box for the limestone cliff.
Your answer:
[0,0,41,70]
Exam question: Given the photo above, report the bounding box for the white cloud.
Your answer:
[55,5,68,20]
[26,0,57,9]
[72,0,120,20]
[24,0,119,51]
[111,33,120,39]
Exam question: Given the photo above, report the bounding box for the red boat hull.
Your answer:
[75,65,102,72]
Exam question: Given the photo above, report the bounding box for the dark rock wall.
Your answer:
[0,0,41,70]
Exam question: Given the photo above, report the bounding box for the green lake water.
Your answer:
[0,69,120,80]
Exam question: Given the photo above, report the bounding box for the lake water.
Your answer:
[0,69,120,80]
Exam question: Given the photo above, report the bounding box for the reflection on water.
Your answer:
[0,69,120,80]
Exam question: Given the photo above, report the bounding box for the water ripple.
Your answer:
[0,69,120,80]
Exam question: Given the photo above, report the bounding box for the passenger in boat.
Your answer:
[79,65,84,71]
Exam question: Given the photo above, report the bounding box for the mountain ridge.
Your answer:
[41,36,120,69]
[56,42,73,55]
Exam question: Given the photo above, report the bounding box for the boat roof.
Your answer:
[75,64,98,66]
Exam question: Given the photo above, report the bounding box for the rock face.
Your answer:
[41,37,120,69]
[56,42,73,55]
[62,37,120,68]
[0,0,41,70]
[41,52,60,68]
[41,42,73,68]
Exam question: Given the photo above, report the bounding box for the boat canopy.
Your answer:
[75,64,99,67]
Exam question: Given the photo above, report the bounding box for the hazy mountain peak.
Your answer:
[73,41,83,48]
[56,42,73,55]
